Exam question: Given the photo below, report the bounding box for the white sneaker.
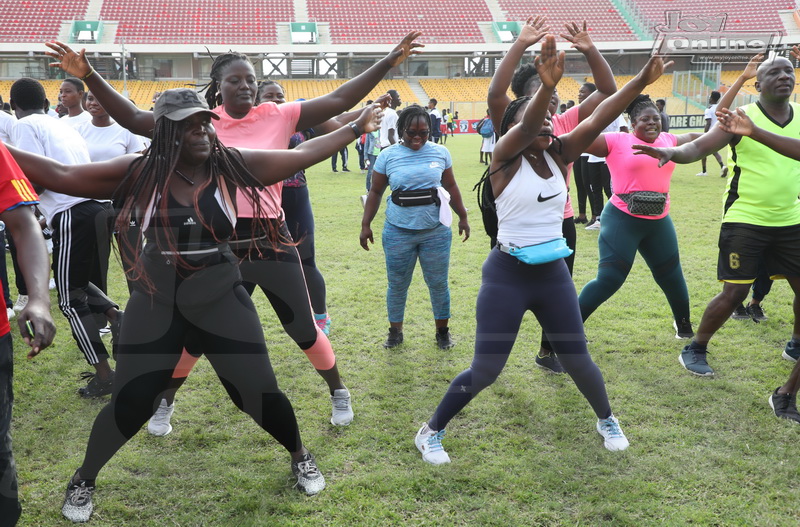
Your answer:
[13,295,28,313]
[49,278,56,290]
[147,398,175,436]
[596,415,629,451]
[291,452,326,496]
[415,423,451,465]
[6,307,14,320]
[695,171,708,176]
[330,389,354,426]
[99,325,111,337]
[585,220,601,231]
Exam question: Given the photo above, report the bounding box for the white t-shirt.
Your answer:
[379,107,399,148]
[75,120,145,162]
[588,114,627,163]
[704,103,718,128]
[61,111,92,128]
[0,111,16,145]
[12,113,94,224]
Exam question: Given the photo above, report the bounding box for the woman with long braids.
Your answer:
[45,33,422,432]
[414,37,670,464]
[360,104,470,349]
[576,94,703,340]
[6,88,383,521]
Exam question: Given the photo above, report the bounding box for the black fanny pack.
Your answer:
[617,191,667,216]
[391,188,440,207]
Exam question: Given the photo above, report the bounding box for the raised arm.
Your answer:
[561,55,672,163]
[492,35,564,167]
[716,53,764,113]
[487,16,549,129]
[717,107,800,160]
[296,33,423,131]
[560,22,617,121]
[45,41,156,137]
[5,145,135,199]
[241,105,382,186]
[312,94,391,136]
[2,205,56,356]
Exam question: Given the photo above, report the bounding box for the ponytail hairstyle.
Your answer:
[626,94,657,124]
[199,51,252,109]
[396,104,431,141]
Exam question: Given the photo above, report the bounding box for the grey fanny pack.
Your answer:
[617,191,667,216]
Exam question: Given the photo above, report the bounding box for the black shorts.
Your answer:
[717,222,800,282]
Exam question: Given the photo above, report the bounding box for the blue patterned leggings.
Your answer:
[382,222,452,322]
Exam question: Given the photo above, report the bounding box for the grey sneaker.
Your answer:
[679,346,714,377]
[768,388,800,424]
[330,389,353,426]
[147,398,175,436]
[535,352,565,374]
[62,479,95,523]
[291,452,326,496]
[673,318,694,339]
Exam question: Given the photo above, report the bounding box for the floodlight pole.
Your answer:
[121,37,129,98]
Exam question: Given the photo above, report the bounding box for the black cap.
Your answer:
[153,88,219,123]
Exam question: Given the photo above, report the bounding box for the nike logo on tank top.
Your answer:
[495,152,566,247]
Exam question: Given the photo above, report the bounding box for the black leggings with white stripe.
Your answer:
[51,200,117,365]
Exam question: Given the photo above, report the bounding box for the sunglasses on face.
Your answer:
[405,129,430,137]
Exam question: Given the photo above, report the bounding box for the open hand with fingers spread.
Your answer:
[534,35,565,89]
[741,53,765,80]
[387,31,425,67]
[635,55,673,87]
[44,40,92,78]
[517,16,549,48]
[631,143,675,167]
[560,21,593,52]
[716,107,754,136]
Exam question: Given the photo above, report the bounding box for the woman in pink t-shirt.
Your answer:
[46,34,422,432]
[578,95,703,340]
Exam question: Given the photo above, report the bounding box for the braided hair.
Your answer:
[199,51,252,109]
[396,104,431,142]
[511,63,540,99]
[114,116,275,290]
[626,94,657,124]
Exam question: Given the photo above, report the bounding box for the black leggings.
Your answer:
[573,156,590,217]
[428,249,612,431]
[281,185,327,314]
[587,161,612,218]
[540,217,576,351]
[78,285,301,480]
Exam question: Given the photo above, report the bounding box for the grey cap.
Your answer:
[153,88,219,123]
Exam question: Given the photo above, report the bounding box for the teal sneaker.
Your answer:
[679,345,714,377]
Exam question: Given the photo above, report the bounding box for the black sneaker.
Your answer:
[435,327,454,350]
[535,352,565,374]
[78,371,115,398]
[62,478,95,522]
[383,327,404,349]
[291,452,326,495]
[768,388,800,424]
[673,318,694,339]
[746,304,767,322]
[730,304,750,320]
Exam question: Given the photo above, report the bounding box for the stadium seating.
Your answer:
[635,0,795,35]
[101,0,294,44]
[307,0,491,44]
[280,79,417,106]
[496,0,638,41]
[0,0,89,42]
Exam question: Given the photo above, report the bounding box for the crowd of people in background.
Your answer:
[0,20,798,526]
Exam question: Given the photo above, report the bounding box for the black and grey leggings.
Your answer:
[428,249,612,431]
[77,284,302,480]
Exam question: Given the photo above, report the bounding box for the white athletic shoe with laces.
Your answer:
[291,452,326,495]
[62,479,95,523]
[330,389,353,426]
[415,423,451,465]
[147,398,175,436]
[12,294,27,313]
[596,415,629,451]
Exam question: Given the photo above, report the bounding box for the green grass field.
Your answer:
[11,133,800,526]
